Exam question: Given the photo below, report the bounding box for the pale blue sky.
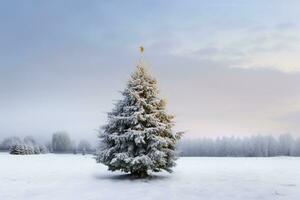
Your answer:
[1,1,300,142]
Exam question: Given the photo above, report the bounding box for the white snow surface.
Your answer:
[0,153,300,200]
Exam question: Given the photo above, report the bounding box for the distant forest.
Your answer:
[2,133,300,157]
[0,131,94,155]
[178,134,300,157]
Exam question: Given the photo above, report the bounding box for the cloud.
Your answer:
[1,1,300,140]
[159,23,300,73]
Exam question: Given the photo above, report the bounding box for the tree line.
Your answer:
[3,132,300,157]
[178,134,300,157]
[0,131,95,155]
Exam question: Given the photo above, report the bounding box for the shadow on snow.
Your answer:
[94,173,170,182]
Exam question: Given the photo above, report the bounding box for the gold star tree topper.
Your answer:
[140,46,144,54]
[138,46,145,66]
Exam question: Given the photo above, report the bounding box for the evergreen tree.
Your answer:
[9,144,20,155]
[24,144,30,155]
[78,140,92,154]
[52,131,72,153]
[39,145,48,154]
[96,54,182,177]
[10,144,26,155]
[33,145,41,154]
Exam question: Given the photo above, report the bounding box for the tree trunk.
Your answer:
[131,170,148,178]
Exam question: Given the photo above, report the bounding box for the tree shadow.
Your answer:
[94,173,170,182]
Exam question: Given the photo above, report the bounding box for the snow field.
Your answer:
[0,153,300,200]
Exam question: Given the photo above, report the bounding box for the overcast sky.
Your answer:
[1,0,300,142]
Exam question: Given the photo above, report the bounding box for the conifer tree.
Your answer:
[9,144,20,155]
[96,48,182,177]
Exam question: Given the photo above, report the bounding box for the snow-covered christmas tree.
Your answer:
[96,47,182,177]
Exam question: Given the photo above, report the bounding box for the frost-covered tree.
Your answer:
[179,134,300,157]
[33,145,41,154]
[5,136,48,155]
[10,144,23,155]
[96,58,182,177]
[46,142,53,153]
[10,143,31,155]
[0,137,22,151]
[52,131,72,153]
[78,140,92,154]
[82,148,86,155]
[25,144,34,154]
[278,134,294,156]
[292,138,300,156]
[39,145,48,154]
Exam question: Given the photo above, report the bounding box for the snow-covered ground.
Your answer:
[0,153,300,200]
